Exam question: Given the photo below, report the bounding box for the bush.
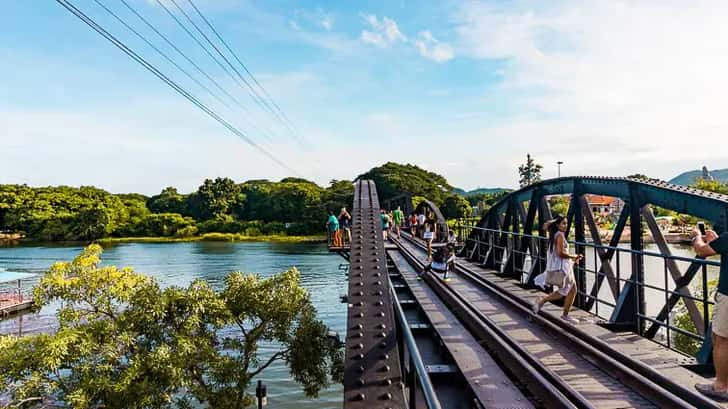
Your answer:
[174,225,199,238]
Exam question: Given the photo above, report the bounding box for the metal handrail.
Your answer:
[464,225,720,265]
[390,284,442,409]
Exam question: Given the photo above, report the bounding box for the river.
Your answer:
[0,241,347,408]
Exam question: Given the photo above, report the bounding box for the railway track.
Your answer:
[393,233,721,409]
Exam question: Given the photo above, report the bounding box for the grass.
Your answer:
[96,233,326,244]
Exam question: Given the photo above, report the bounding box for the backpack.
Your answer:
[433,247,447,263]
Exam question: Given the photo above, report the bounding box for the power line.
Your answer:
[92,0,229,109]
[149,0,279,142]
[184,0,303,142]
[117,0,241,108]
[167,0,299,142]
[55,0,298,175]
[113,0,276,142]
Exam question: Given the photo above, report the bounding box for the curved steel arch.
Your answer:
[414,199,449,243]
[462,176,728,361]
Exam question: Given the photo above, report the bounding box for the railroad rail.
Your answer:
[396,232,722,408]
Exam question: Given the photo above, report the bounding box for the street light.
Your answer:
[256,380,267,408]
[557,161,564,178]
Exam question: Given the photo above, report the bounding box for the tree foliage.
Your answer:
[692,178,728,195]
[441,194,472,219]
[518,154,543,187]
[356,162,453,205]
[0,245,343,408]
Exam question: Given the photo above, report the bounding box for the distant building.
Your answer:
[585,194,624,216]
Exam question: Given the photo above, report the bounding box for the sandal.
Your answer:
[695,383,728,402]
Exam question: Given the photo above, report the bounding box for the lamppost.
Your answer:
[256,380,267,409]
[557,161,564,178]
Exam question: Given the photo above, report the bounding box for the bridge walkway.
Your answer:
[387,250,533,408]
[452,251,707,392]
[397,233,699,408]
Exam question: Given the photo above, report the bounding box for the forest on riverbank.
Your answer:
[0,163,476,242]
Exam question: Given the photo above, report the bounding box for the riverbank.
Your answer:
[95,233,326,244]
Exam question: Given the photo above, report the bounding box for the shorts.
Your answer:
[713,292,728,338]
[557,273,575,296]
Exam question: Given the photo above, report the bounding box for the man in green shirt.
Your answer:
[693,226,728,401]
[392,206,404,238]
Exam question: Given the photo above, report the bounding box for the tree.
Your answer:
[0,245,343,408]
[189,178,246,221]
[692,178,728,195]
[441,194,472,219]
[147,187,186,215]
[356,162,453,205]
[518,154,543,187]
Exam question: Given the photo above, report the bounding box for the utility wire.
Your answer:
[55,0,298,175]
[184,0,303,142]
[150,0,279,142]
[117,0,241,108]
[168,0,299,142]
[92,0,229,109]
[113,0,275,141]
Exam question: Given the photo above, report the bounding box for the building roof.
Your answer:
[585,194,617,206]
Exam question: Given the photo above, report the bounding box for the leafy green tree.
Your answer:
[0,245,343,408]
[357,162,453,205]
[518,154,543,187]
[134,213,197,237]
[441,194,472,219]
[692,179,728,195]
[188,178,246,221]
[147,187,187,215]
[549,195,570,217]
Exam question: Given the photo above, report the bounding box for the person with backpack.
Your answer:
[532,216,583,324]
[380,209,391,240]
[338,207,352,246]
[419,245,455,282]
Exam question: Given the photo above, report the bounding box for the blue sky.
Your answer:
[2,1,728,195]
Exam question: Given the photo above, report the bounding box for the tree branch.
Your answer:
[248,349,289,379]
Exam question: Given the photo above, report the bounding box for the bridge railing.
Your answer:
[458,223,720,356]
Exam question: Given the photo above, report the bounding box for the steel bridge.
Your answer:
[334,178,728,408]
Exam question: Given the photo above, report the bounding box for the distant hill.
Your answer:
[453,187,510,196]
[669,168,728,186]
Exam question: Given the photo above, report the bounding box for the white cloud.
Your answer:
[453,1,728,175]
[415,31,454,62]
[360,14,406,47]
[321,14,334,30]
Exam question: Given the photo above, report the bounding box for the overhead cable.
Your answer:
[55,0,298,174]
[185,0,303,142]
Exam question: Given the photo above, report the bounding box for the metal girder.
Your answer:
[343,180,405,408]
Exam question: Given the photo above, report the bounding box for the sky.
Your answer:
[2,0,728,195]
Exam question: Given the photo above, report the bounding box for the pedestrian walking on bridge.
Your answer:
[692,226,728,402]
[392,206,404,239]
[532,216,582,324]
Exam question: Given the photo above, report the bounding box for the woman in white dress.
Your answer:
[532,216,583,324]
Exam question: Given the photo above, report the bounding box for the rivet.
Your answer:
[378,323,387,329]
[357,378,365,386]
[375,281,382,285]
[357,312,364,317]
[358,365,365,373]
[382,379,392,386]
[356,332,363,338]
[377,312,385,317]
[379,332,387,338]
[355,324,363,329]
[380,342,387,348]
[355,393,366,401]
[355,343,364,349]
[357,353,364,360]
[382,392,392,400]
[382,365,391,372]
[376,301,383,306]
[376,291,383,296]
